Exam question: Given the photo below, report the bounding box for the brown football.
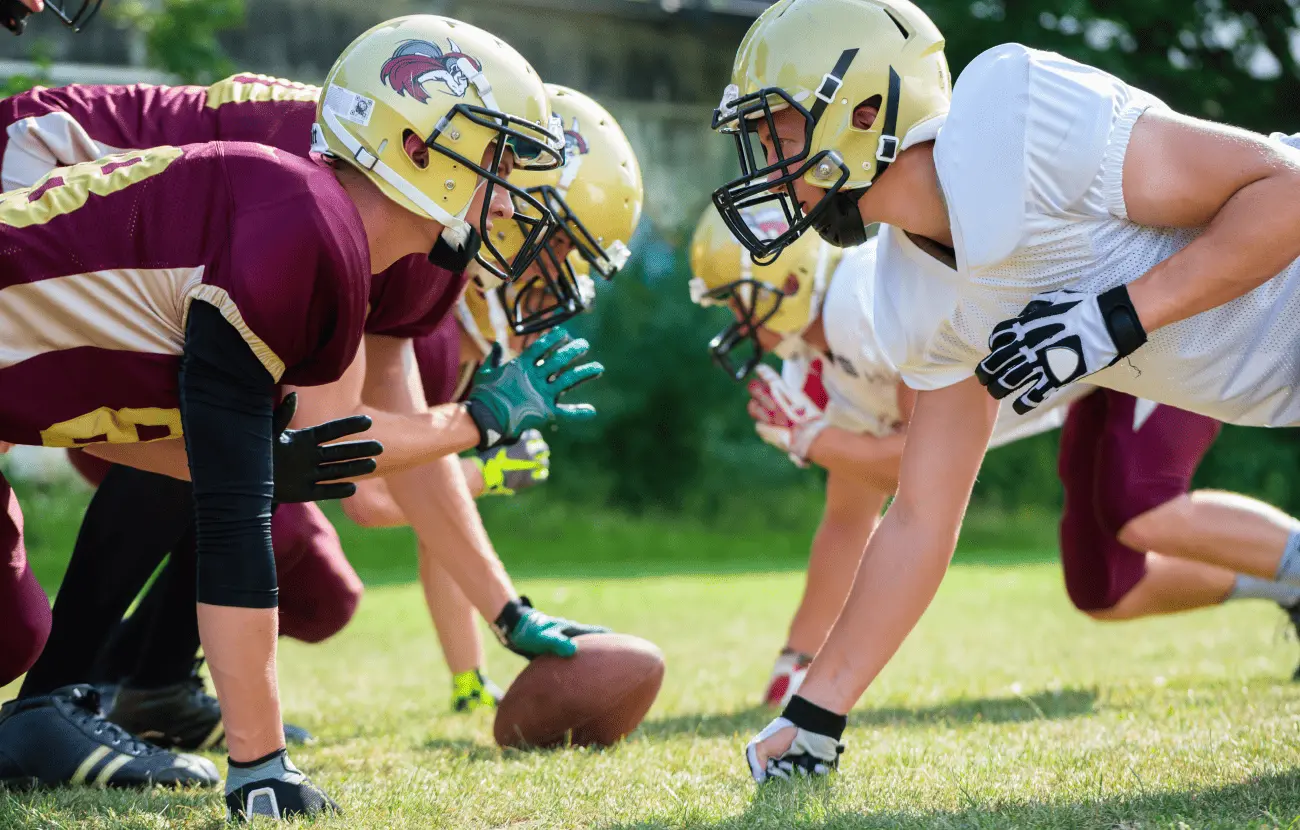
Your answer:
[493,633,665,750]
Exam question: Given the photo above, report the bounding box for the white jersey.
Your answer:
[786,237,1084,449]
[875,42,1300,427]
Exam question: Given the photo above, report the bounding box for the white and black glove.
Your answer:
[745,695,846,783]
[225,749,339,822]
[975,285,1147,414]
[748,365,828,468]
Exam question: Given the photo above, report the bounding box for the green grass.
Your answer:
[5,480,1300,828]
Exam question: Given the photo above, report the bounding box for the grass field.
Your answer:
[5,480,1300,828]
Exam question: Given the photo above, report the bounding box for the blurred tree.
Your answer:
[112,0,244,84]
[0,38,52,96]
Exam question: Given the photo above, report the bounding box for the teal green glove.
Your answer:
[465,327,603,451]
[492,596,608,659]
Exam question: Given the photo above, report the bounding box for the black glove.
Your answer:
[225,749,340,822]
[975,285,1147,414]
[272,393,383,503]
[491,596,608,659]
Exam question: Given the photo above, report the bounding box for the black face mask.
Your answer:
[810,188,868,248]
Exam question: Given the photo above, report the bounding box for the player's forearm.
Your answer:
[385,454,514,619]
[807,427,906,493]
[417,542,485,675]
[353,403,480,475]
[794,501,961,713]
[461,457,486,498]
[1129,174,1300,332]
[197,604,283,761]
[84,438,191,481]
[786,489,886,654]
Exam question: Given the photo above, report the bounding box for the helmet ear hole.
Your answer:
[782,273,800,295]
[403,130,430,169]
[852,95,881,131]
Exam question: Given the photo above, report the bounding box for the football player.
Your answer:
[712,0,1300,783]
[690,205,1300,711]
[0,15,604,821]
[342,84,644,713]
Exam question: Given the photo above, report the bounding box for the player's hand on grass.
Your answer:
[465,327,603,451]
[474,428,550,496]
[748,365,827,467]
[272,392,383,503]
[224,749,340,822]
[746,696,845,783]
[492,596,608,659]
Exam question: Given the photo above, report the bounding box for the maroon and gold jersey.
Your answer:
[0,74,460,340]
[0,74,319,191]
[0,141,369,447]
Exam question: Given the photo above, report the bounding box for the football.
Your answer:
[493,633,665,749]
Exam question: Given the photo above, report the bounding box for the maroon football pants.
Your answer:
[1057,389,1222,611]
[0,471,51,686]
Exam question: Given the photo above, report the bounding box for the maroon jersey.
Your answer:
[412,316,471,406]
[0,141,369,447]
[0,74,458,340]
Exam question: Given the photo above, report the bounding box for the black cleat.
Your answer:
[1287,603,1300,681]
[107,677,225,751]
[108,660,313,750]
[0,685,219,789]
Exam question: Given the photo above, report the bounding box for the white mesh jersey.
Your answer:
[878,42,1300,427]
[785,237,1085,448]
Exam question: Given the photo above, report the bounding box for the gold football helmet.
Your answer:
[712,0,949,260]
[487,85,644,334]
[456,280,515,361]
[315,15,565,281]
[689,204,838,380]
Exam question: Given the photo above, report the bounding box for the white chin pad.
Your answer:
[442,224,471,250]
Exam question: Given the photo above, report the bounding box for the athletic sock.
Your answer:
[1274,529,1300,588]
[1228,574,1300,608]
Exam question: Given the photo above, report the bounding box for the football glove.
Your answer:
[492,596,608,659]
[272,393,383,503]
[224,749,339,822]
[748,365,828,468]
[746,696,846,784]
[465,328,603,452]
[976,285,1146,414]
[474,429,550,496]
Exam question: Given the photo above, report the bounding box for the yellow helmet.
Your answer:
[315,15,565,281]
[689,204,838,380]
[488,85,644,334]
[712,0,949,260]
[456,280,515,361]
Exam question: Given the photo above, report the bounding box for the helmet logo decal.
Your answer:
[740,206,790,241]
[380,38,484,102]
[557,116,589,193]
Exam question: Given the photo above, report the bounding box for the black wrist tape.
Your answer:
[783,695,848,741]
[1097,284,1148,359]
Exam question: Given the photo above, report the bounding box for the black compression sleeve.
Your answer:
[179,301,278,609]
